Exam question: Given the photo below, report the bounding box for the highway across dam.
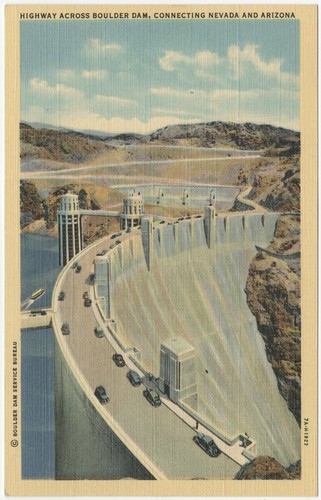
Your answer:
[52,231,240,480]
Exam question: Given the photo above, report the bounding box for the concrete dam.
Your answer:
[95,213,300,468]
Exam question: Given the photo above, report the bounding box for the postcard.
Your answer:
[5,3,317,497]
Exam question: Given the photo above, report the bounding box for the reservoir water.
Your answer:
[21,234,59,478]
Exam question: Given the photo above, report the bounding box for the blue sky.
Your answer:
[21,20,299,134]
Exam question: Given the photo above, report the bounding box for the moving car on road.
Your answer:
[71,262,78,269]
[143,388,161,407]
[75,265,82,273]
[84,298,92,307]
[127,370,142,387]
[94,386,109,404]
[58,291,65,301]
[94,326,104,338]
[112,353,125,367]
[83,291,89,299]
[61,322,70,335]
[193,433,221,457]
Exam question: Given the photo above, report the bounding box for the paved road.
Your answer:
[55,234,240,479]
[21,154,261,178]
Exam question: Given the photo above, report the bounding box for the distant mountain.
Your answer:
[21,121,114,139]
[20,120,300,163]
[146,121,300,151]
[20,123,114,163]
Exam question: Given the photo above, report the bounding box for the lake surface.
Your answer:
[21,234,59,478]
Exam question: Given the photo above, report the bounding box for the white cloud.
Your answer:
[152,107,197,117]
[23,107,201,135]
[159,45,299,89]
[95,95,136,106]
[160,50,221,72]
[210,89,258,99]
[150,87,207,99]
[85,38,122,55]
[228,44,299,86]
[82,70,107,80]
[57,69,76,81]
[29,78,82,98]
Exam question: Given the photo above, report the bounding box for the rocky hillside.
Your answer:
[147,121,299,151]
[248,155,300,212]
[20,123,113,163]
[20,121,300,164]
[235,456,301,480]
[245,215,301,425]
[20,180,44,228]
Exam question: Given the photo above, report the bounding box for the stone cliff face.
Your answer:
[245,215,301,425]
[235,456,301,480]
[248,156,300,212]
[20,180,44,228]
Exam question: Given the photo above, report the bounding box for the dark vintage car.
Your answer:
[83,291,89,299]
[112,353,125,367]
[193,433,221,457]
[94,326,104,338]
[127,370,142,387]
[94,385,109,405]
[84,297,92,307]
[75,265,82,273]
[58,291,65,301]
[143,388,161,407]
[61,322,70,335]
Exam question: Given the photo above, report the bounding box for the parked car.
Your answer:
[94,326,104,338]
[94,385,109,405]
[75,265,82,273]
[89,273,95,282]
[71,261,78,269]
[83,291,89,299]
[143,388,161,407]
[127,370,142,387]
[58,291,65,301]
[101,249,107,255]
[112,353,125,367]
[30,309,47,316]
[193,433,221,457]
[61,322,70,335]
[84,298,92,307]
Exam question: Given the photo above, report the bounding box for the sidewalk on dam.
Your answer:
[143,377,250,468]
[160,396,250,467]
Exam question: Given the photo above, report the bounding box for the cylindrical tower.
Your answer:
[57,193,83,267]
[120,192,144,230]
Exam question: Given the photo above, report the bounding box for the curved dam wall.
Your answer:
[54,336,153,480]
[97,214,300,467]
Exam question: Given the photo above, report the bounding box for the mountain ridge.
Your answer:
[20,120,300,163]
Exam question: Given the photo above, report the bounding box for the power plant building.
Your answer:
[158,338,197,407]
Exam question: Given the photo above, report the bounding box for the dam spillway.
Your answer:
[97,213,300,467]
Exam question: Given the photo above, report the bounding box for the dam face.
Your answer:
[54,338,153,480]
[104,214,300,467]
